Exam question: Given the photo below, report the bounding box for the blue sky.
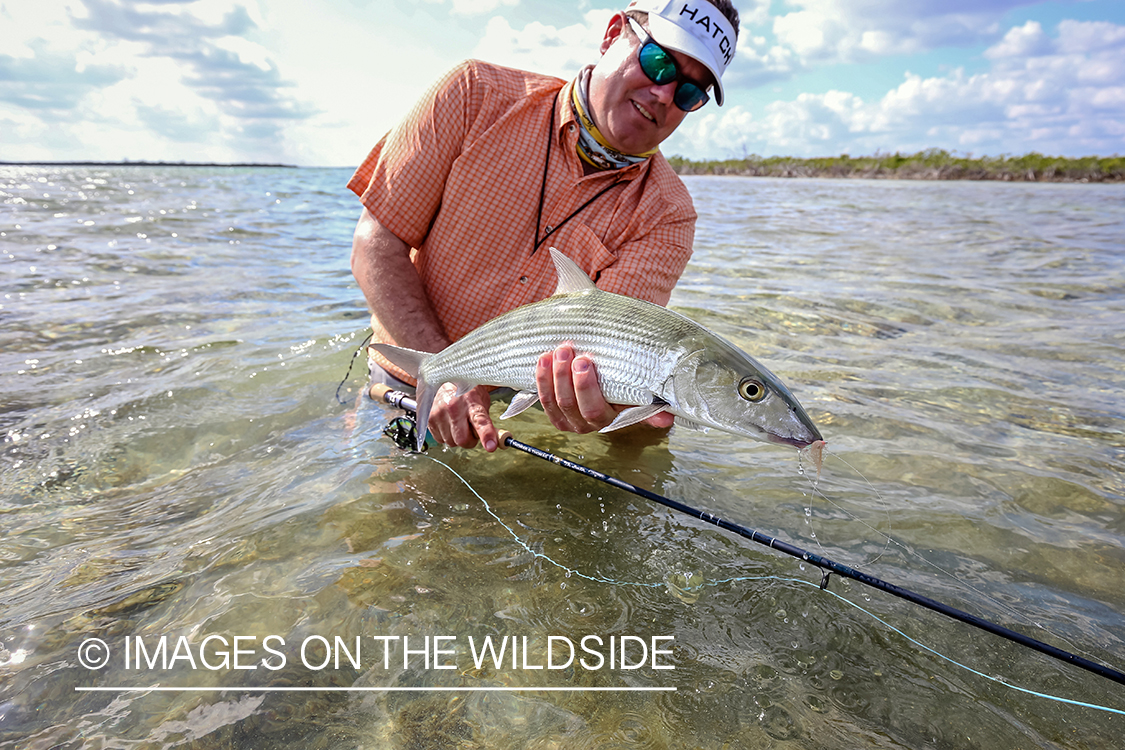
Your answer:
[2,0,1122,166]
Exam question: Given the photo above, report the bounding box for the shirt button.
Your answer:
[519,276,528,284]
[568,124,575,133]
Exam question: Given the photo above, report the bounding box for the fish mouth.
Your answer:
[766,426,823,449]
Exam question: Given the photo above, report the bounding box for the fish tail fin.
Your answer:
[369,343,433,451]
[369,343,427,380]
[412,378,435,452]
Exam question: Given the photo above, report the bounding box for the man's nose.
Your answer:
[649,80,677,107]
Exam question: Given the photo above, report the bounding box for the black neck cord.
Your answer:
[532,93,624,256]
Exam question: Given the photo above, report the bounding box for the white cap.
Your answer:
[625,0,737,106]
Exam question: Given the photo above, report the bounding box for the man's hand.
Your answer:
[427,383,501,452]
[536,344,674,433]
[424,343,672,451]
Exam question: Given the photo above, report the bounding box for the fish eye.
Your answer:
[738,378,766,402]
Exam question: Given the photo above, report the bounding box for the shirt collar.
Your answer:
[555,70,652,179]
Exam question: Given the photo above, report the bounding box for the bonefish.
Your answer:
[372,248,822,452]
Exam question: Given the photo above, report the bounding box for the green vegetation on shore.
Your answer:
[667,149,1124,182]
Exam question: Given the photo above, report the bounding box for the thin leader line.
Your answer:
[425,454,1125,717]
[804,449,1099,665]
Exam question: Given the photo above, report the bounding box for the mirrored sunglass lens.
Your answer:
[638,43,677,85]
[675,83,708,111]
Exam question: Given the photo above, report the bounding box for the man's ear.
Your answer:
[600,12,628,55]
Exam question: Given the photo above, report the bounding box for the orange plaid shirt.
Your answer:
[348,60,696,382]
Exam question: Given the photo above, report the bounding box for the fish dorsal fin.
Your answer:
[549,247,596,296]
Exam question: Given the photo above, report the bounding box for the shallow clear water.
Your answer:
[2,167,1123,748]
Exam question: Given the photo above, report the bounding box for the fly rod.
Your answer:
[370,383,1125,688]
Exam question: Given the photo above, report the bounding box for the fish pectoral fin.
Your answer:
[599,404,668,433]
[500,390,540,419]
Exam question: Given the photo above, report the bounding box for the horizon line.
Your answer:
[0,160,302,168]
[76,685,676,692]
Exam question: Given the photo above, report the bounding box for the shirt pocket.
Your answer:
[552,223,619,284]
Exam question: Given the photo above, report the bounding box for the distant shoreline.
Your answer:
[0,161,298,168]
[5,152,1122,182]
[668,150,1124,183]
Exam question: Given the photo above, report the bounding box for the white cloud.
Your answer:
[0,0,319,162]
[769,0,1026,63]
[211,36,274,73]
[451,0,519,15]
[665,18,1125,159]
[1055,18,1125,54]
[726,31,804,88]
[985,20,1050,59]
[665,89,872,159]
[470,10,612,79]
[736,0,774,29]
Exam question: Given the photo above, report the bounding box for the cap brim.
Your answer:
[645,13,726,105]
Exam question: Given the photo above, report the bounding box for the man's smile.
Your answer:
[632,99,656,124]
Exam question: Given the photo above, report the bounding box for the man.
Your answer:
[350,0,739,451]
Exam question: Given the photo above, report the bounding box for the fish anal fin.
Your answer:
[673,415,710,433]
[501,390,540,419]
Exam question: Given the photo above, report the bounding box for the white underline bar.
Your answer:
[76,686,675,693]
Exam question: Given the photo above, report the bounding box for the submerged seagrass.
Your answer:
[372,248,822,451]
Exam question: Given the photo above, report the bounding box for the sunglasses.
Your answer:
[627,16,711,112]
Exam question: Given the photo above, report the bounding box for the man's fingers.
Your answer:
[429,383,464,446]
[572,356,614,429]
[428,383,495,449]
[467,387,500,452]
[537,350,565,429]
[551,345,583,430]
[535,345,656,437]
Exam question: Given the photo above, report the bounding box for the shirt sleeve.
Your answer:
[346,61,479,248]
[595,213,695,306]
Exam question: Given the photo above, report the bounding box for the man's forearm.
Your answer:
[350,208,450,354]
